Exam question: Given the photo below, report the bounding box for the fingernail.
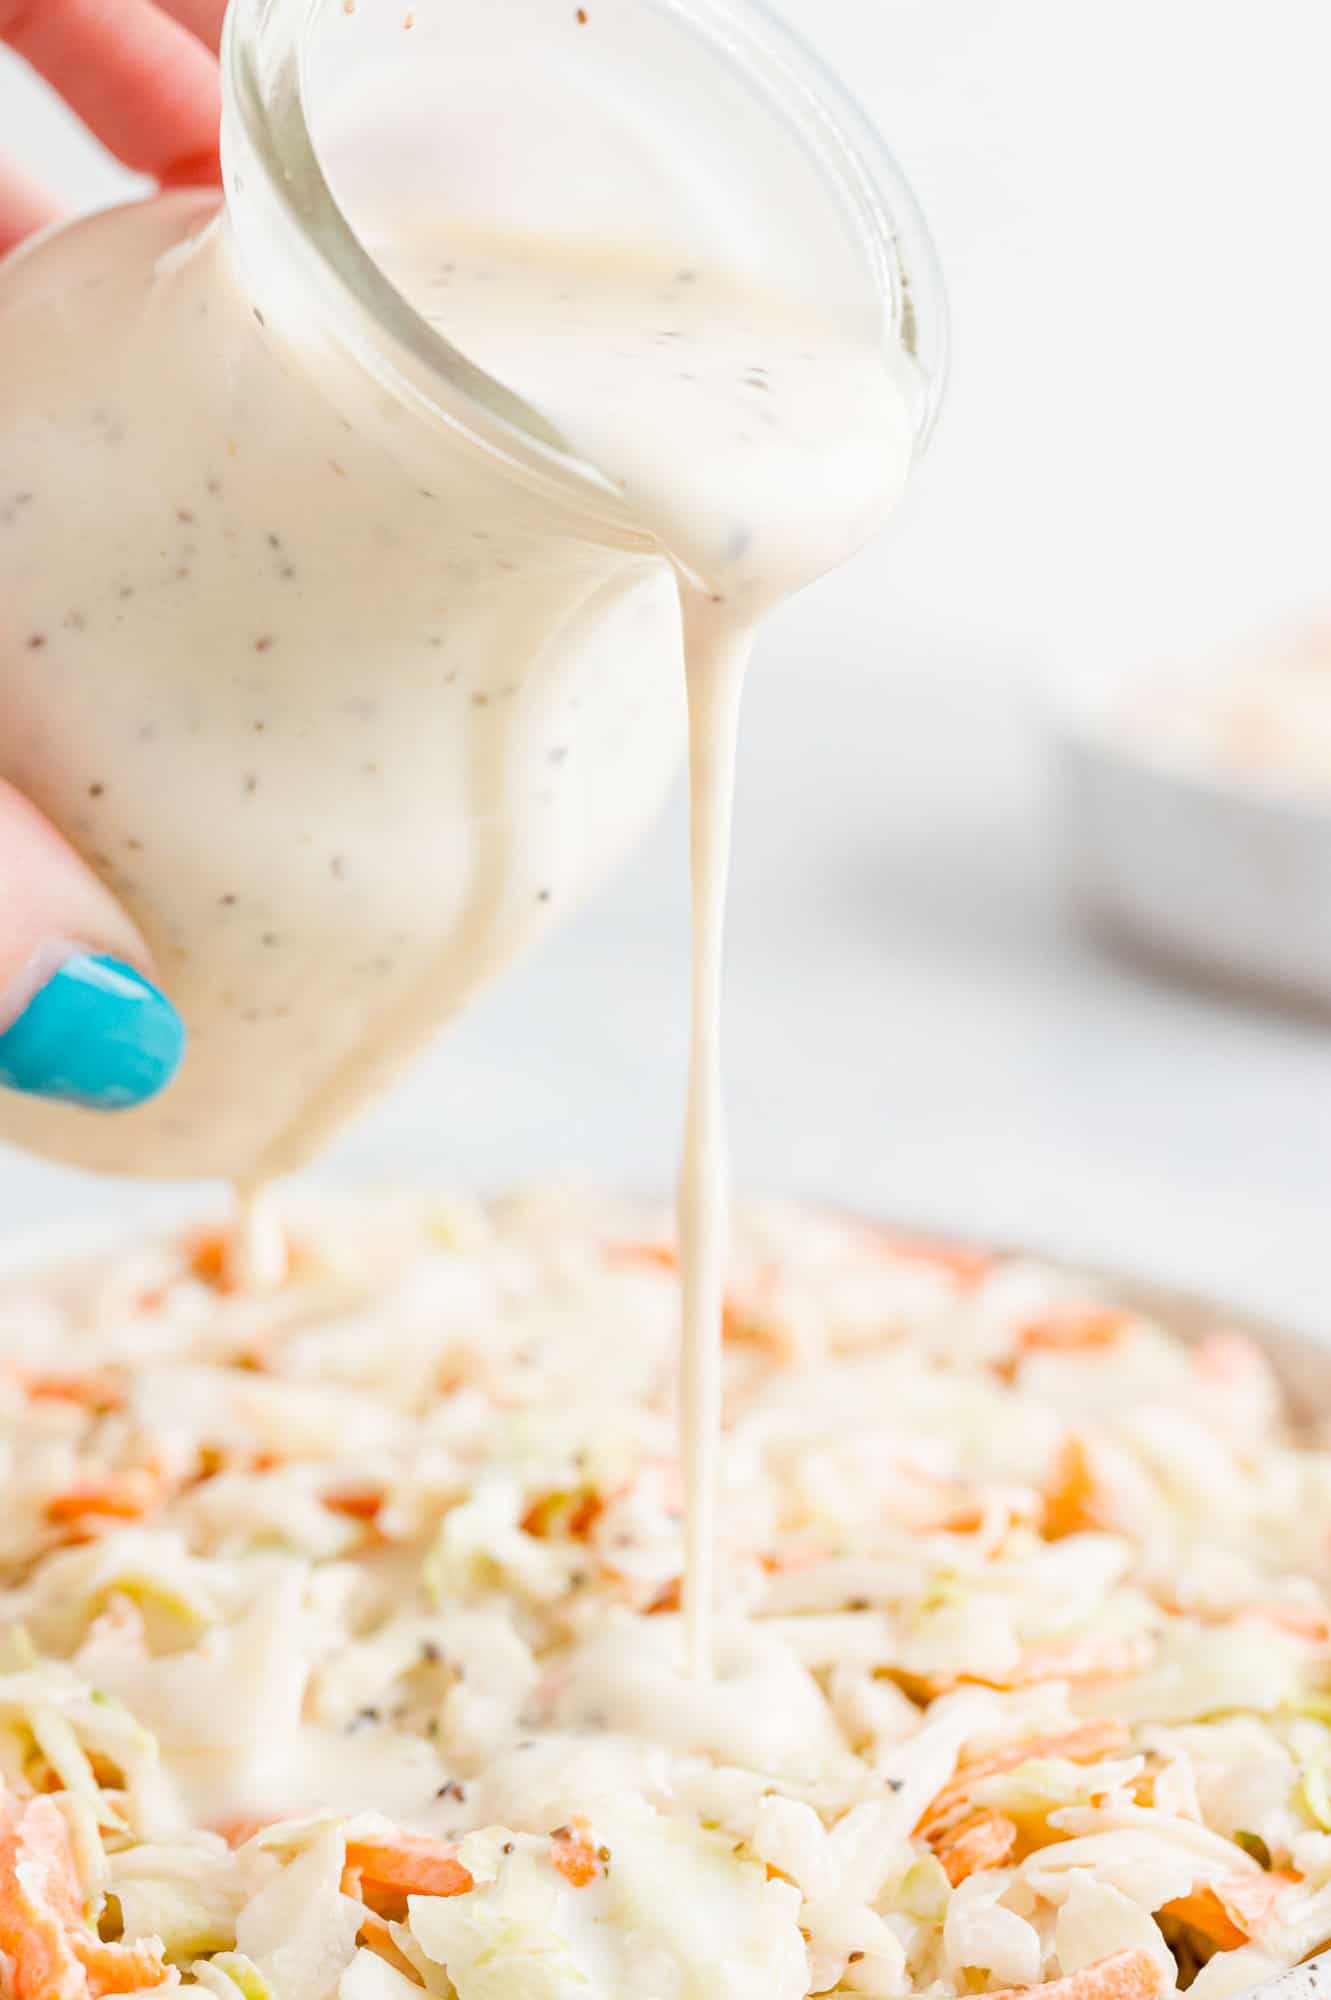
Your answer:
[0,954,186,1110]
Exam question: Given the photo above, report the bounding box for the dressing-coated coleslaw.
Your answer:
[0,1189,1328,2000]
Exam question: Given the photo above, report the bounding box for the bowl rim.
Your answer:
[1048,700,1331,828]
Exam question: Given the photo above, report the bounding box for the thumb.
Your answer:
[0,781,185,1110]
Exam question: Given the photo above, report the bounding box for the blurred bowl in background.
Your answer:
[1051,703,1331,1013]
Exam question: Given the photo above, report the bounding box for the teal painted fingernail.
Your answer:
[0,955,185,1110]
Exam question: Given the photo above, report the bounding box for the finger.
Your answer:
[0,157,58,256]
[0,0,221,185]
[150,0,225,57]
[0,781,185,1109]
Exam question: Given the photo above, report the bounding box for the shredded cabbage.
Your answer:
[0,1191,1324,1999]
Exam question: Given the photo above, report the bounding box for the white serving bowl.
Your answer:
[1051,712,1331,1010]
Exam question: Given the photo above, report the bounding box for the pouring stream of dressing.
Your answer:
[232,231,917,1671]
[676,608,747,1676]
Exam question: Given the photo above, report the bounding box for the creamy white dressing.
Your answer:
[676,621,743,1677]
[0,200,687,1184]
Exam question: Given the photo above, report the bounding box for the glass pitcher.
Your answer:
[0,0,946,1183]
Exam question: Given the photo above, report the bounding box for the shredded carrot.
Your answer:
[758,1543,828,1575]
[1016,1306,1133,1357]
[323,1487,385,1523]
[1042,1432,1118,1540]
[0,1794,87,2000]
[917,1721,1131,1838]
[187,1224,301,1292]
[17,1370,126,1412]
[1162,1872,1300,1950]
[344,1832,472,1916]
[721,1265,797,1359]
[646,1576,682,1614]
[74,1935,182,1996]
[868,1229,996,1289]
[521,1490,560,1538]
[995,1630,1153,1689]
[928,1631,1152,1699]
[567,1490,606,1539]
[935,1807,1018,1885]
[186,1228,235,1291]
[46,1466,167,1528]
[549,1818,603,1888]
[985,1948,1166,2000]
[358,1910,425,1984]
[521,1486,606,1542]
[1128,1770,1157,1808]
[0,1791,178,1997]
[604,1242,677,1273]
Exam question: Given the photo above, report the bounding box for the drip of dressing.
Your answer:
[675,608,747,1676]
[230,1181,290,1292]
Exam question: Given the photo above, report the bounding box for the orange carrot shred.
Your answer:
[605,1242,677,1273]
[928,1630,1153,1698]
[359,1911,426,1984]
[323,1487,385,1523]
[1042,1432,1118,1540]
[46,1467,167,1528]
[714,1259,801,1360]
[521,1486,607,1542]
[935,1808,1018,1885]
[187,1224,301,1292]
[985,1948,1166,2000]
[566,1489,605,1540]
[870,1229,996,1288]
[0,1791,178,1997]
[917,1721,1131,1838]
[1162,1872,1300,1950]
[186,1228,233,1290]
[1000,1630,1153,1688]
[549,1819,603,1887]
[344,1832,472,1915]
[75,1934,183,1995]
[1015,1306,1133,1357]
[19,1370,126,1412]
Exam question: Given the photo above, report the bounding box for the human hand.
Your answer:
[1,0,223,254]
[0,10,206,1104]
[0,782,184,1109]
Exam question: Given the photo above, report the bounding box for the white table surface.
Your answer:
[2,0,1329,1333]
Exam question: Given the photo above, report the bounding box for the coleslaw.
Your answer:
[0,1188,1327,2000]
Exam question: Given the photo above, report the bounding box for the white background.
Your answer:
[2,2,1330,1327]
